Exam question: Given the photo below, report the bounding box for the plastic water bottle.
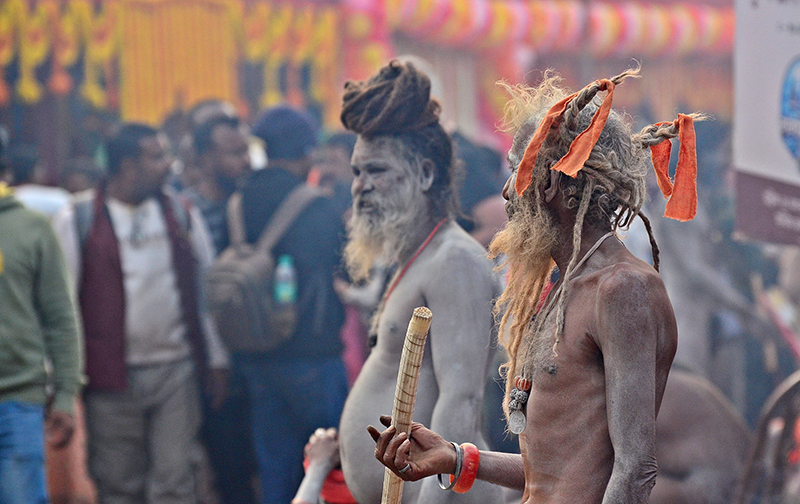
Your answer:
[273,254,297,305]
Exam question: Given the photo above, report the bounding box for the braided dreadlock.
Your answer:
[493,68,699,417]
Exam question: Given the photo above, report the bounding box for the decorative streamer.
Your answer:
[0,0,733,132]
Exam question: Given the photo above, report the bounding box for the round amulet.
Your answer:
[508,410,527,435]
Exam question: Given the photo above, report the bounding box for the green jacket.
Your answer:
[0,188,82,413]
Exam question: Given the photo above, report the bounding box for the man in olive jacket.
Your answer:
[0,146,83,504]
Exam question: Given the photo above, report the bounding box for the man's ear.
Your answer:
[543,169,560,203]
[419,159,435,191]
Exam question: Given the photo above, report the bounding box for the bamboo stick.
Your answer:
[380,306,433,504]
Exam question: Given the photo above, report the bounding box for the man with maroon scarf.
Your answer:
[53,123,228,504]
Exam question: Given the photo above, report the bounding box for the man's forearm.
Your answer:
[292,459,335,504]
[477,451,526,490]
[414,448,525,504]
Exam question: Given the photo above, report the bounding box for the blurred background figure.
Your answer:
[53,123,229,504]
[59,157,104,194]
[184,111,259,504]
[312,131,358,218]
[238,105,348,504]
[188,114,252,253]
[452,132,508,248]
[8,143,70,219]
[167,100,240,194]
[0,126,83,504]
[292,428,357,504]
[651,368,751,504]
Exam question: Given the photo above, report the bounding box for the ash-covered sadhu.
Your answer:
[339,59,459,283]
[369,67,700,504]
[339,60,503,504]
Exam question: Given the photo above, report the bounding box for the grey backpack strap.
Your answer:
[226,193,246,247]
[255,185,322,254]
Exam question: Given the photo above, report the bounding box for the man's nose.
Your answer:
[352,173,371,195]
[502,176,512,201]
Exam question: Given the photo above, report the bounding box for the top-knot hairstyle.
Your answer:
[495,67,704,417]
[340,59,459,219]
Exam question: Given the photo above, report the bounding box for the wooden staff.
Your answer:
[381,306,433,504]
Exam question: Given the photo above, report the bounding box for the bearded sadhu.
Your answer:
[368,65,704,504]
[336,60,505,504]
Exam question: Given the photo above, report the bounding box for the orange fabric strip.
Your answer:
[514,91,578,196]
[664,113,697,222]
[649,121,674,198]
[551,79,616,178]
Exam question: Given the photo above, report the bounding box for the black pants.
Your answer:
[201,364,258,504]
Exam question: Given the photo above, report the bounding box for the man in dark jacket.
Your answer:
[237,105,348,504]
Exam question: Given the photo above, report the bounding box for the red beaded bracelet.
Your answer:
[453,443,479,493]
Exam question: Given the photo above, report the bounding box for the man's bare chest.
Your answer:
[374,276,427,354]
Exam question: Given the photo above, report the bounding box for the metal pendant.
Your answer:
[508,410,527,435]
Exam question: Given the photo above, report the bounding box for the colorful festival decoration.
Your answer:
[0,0,735,129]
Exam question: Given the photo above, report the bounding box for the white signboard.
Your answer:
[734,0,800,244]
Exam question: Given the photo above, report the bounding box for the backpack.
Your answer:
[206,184,321,353]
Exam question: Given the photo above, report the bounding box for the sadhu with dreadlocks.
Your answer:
[370,67,702,503]
[337,60,504,504]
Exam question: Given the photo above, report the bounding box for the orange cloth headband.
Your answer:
[515,79,616,196]
[649,113,698,222]
[514,79,698,222]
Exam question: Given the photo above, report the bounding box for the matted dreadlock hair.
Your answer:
[493,67,702,416]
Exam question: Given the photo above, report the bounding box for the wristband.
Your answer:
[437,442,462,491]
[453,443,479,493]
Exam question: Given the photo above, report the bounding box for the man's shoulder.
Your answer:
[418,222,496,288]
[292,188,343,234]
[1,197,51,228]
[427,222,491,267]
[595,259,665,297]
[588,257,673,325]
[0,203,60,254]
[67,189,95,212]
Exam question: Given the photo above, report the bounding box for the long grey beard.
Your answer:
[344,201,424,282]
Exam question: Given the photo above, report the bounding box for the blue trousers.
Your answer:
[0,401,47,504]
[237,355,348,504]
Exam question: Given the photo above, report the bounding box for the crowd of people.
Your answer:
[1,58,799,504]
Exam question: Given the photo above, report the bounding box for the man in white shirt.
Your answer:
[7,143,70,219]
[53,123,228,504]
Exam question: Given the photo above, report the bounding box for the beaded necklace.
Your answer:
[507,231,617,434]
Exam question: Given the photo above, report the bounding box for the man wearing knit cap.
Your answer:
[238,105,349,504]
[368,67,703,503]
[337,60,504,504]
